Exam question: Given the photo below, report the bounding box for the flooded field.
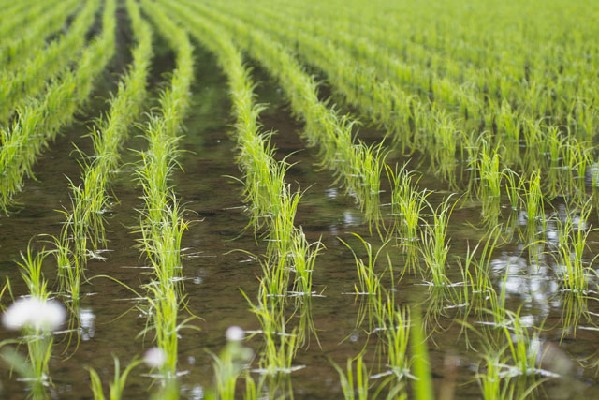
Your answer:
[1,0,598,398]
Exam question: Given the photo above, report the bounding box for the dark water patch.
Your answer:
[85,0,106,42]
[107,0,135,78]
[170,43,265,394]
[143,14,177,90]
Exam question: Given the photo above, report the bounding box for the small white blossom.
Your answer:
[226,326,244,342]
[2,297,66,332]
[143,347,167,368]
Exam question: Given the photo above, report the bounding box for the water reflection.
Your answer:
[343,210,361,227]
[79,307,95,341]
[490,254,560,317]
[192,276,203,285]
[560,293,593,338]
[328,209,362,236]
[181,384,204,400]
[325,187,338,199]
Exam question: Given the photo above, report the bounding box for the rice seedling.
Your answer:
[429,108,459,184]
[476,349,516,400]
[375,303,411,382]
[52,235,82,307]
[475,142,503,225]
[288,227,324,297]
[501,311,542,378]
[386,164,430,268]
[87,348,176,400]
[522,170,545,241]
[503,168,522,213]
[340,234,385,298]
[420,198,455,287]
[16,245,49,301]
[561,139,593,205]
[333,354,370,400]
[266,185,300,261]
[140,282,183,377]
[244,289,301,376]
[354,142,386,229]
[459,226,504,300]
[0,229,64,397]
[552,201,593,294]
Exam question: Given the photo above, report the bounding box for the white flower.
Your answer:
[2,297,66,332]
[226,326,244,342]
[143,347,167,368]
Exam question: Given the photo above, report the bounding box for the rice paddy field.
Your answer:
[0,0,598,398]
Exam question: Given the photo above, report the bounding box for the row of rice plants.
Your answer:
[0,0,79,72]
[0,0,109,210]
[0,0,99,123]
[129,0,195,393]
[54,0,153,307]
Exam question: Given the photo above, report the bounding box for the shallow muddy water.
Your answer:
[2,36,599,400]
